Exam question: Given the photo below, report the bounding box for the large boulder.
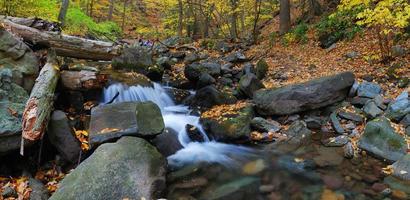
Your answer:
[47,110,82,163]
[0,28,39,92]
[112,47,163,81]
[89,102,164,147]
[184,62,221,82]
[254,72,355,115]
[201,104,254,141]
[0,69,29,154]
[50,137,166,200]
[112,46,153,70]
[358,117,407,162]
[186,85,236,108]
[238,73,264,98]
[151,128,183,157]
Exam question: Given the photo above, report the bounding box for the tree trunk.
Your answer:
[177,0,183,37]
[58,0,70,26]
[229,0,239,39]
[20,50,59,155]
[89,0,95,17]
[2,19,120,60]
[252,0,262,43]
[108,0,115,20]
[60,70,108,91]
[121,0,127,31]
[279,0,291,34]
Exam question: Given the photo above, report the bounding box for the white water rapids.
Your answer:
[103,83,255,168]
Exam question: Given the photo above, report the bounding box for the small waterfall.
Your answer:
[103,83,255,168]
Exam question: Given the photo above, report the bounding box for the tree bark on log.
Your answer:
[1,18,121,61]
[60,70,108,90]
[20,50,60,155]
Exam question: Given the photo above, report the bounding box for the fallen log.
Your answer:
[60,70,108,90]
[1,18,121,60]
[20,50,60,155]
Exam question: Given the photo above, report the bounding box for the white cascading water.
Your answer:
[103,83,255,168]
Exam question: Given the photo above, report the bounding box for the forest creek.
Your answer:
[0,1,410,200]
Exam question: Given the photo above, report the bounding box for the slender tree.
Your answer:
[177,0,184,37]
[108,0,115,20]
[279,0,291,34]
[58,0,69,26]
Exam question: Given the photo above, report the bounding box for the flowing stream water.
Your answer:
[102,83,390,199]
[102,83,256,168]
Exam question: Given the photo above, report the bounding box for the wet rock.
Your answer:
[357,81,382,98]
[406,127,410,136]
[201,105,253,141]
[165,87,192,104]
[29,177,49,200]
[391,154,410,181]
[255,59,268,80]
[224,51,248,63]
[338,111,364,123]
[198,177,259,200]
[358,117,407,161]
[197,73,216,88]
[151,128,183,157]
[250,117,281,132]
[330,112,345,134]
[186,85,236,108]
[47,110,81,163]
[254,72,355,115]
[89,102,164,147]
[343,142,355,158]
[186,124,205,142]
[238,73,264,98]
[2,186,17,198]
[50,137,166,200]
[386,91,409,121]
[323,135,349,147]
[184,62,221,82]
[363,101,383,119]
[0,28,39,92]
[112,46,153,71]
[283,120,312,145]
[219,77,233,86]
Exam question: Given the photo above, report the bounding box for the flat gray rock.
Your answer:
[89,101,164,147]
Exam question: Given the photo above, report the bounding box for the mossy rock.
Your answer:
[255,59,268,80]
[201,105,254,141]
[358,117,407,162]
